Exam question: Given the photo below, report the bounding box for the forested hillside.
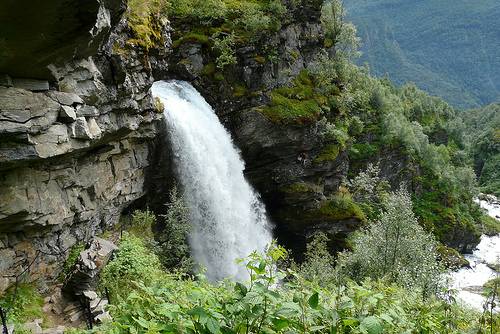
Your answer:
[345,0,500,109]
[462,104,500,196]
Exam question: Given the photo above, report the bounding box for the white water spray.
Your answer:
[151,80,273,281]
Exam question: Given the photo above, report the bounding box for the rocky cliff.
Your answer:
[0,0,171,289]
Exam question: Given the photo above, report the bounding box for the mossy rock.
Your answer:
[259,71,325,125]
[313,195,366,222]
[233,84,248,98]
[254,55,266,64]
[314,144,340,163]
[172,32,211,48]
[201,62,216,76]
[282,182,322,194]
[436,244,469,269]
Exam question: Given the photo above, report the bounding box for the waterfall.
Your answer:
[151,80,273,281]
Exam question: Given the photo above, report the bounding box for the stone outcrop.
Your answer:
[0,0,171,287]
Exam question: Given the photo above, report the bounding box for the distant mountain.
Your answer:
[345,0,500,109]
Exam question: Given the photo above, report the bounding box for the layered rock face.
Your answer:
[0,0,170,288]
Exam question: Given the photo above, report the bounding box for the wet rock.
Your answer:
[0,277,10,293]
[87,118,102,138]
[47,91,84,106]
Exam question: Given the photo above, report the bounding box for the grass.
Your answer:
[0,284,44,326]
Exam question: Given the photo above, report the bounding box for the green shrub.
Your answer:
[282,182,321,194]
[260,71,324,124]
[74,240,494,334]
[339,187,444,297]
[101,234,162,300]
[60,242,85,281]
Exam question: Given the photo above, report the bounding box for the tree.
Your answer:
[157,186,193,271]
[339,186,444,297]
[321,0,360,60]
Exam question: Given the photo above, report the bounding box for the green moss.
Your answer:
[126,0,167,51]
[260,71,325,124]
[233,84,248,97]
[324,38,334,48]
[112,41,129,57]
[283,182,321,194]
[314,144,340,163]
[316,194,366,221]
[172,32,211,48]
[214,72,225,81]
[201,62,216,76]
[290,50,300,60]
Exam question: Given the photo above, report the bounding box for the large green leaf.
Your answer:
[360,316,383,334]
[308,292,319,309]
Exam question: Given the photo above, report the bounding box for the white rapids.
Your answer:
[450,197,500,310]
[151,80,273,281]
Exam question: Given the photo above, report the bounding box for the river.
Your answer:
[450,196,500,310]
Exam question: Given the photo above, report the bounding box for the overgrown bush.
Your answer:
[100,234,162,300]
[339,187,444,297]
[74,239,495,334]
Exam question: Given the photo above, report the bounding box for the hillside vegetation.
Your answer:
[461,104,500,197]
[345,0,500,109]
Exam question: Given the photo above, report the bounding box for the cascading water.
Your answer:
[450,197,500,310]
[151,80,273,281]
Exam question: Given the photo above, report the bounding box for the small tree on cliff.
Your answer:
[321,0,360,60]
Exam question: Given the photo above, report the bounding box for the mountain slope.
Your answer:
[345,0,500,109]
